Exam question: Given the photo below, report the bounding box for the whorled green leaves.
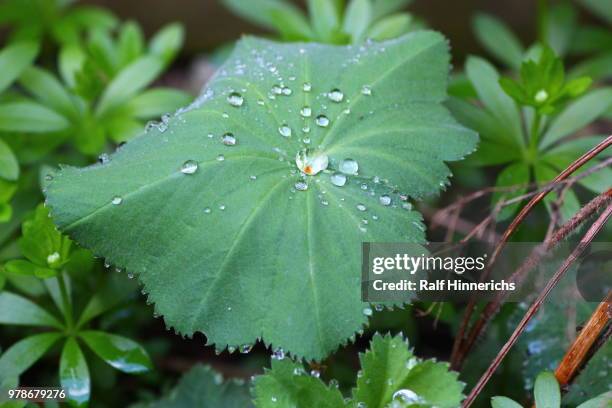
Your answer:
[46,33,477,359]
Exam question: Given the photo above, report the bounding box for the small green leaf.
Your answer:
[127,88,192,119]
[60,338,90,407]
[371,0,412,21]
[473,13,524,69]
[221,0,303,29]
[79,330,152,374]
[58,45,86,89]
[545,3,577,57]
[0,333,63,383]
[0,102,70,133]
[308,0,341,42]
[343,0,372,42]
[149,23,184,65]
[145,364,254,408]
[576,392,612,408]
[106,116,144,143]
[118,21,145,67]
[253,359,345,408]
[4,260,57,278]
[0,291,63,328]
[19,205,72,268]
[534,372,560,408]
[63,6,118,32]
[77,273,138,327]
[96,56,164,117]
[491,396,523,408]
[541,88,612,148]
[491,162,530,221]
[352,333,464,408]
[366,13,412,41]
[577,0,612,25]
[465,57,523,147]
[269,8,315,42]
[18,66,78,119]
[0,139,19,181]
[0,41,39,93]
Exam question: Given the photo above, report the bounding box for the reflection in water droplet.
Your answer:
[227,92,244,107]
[279,125,292,137]
[295,149,329,176]
[330,173,347,187]
[379,195,391,206]
[295,181,308,191]
[392,389,424,405]
[328,88,344,102]
[282,87,292,96]
[240,344,252,354]
[222,133,236,146]
[340,159,359,175]
[272,348,285,360]
[315,115,330,127]
[181,160,198,174]
[303,82,312,92]
[112,196,123,205]
[300,106,312,117]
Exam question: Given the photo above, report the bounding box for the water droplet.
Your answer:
[405,357,418,370]
[328,88,344,102]
[379,195,392,206]
[217,154,225,161]
[111,196,123,205]
[300,106,312,117]
[47,252,60,266]
[303,82,312,92]
[357,204,367,212]
[315,115,330,127]
[310,369,320,378]
[227,92,244,107]
[392,389,423,404]
[295,181,308,191]
[279,125,292,137]
[45,174,53,181]
[181,160,198,174]
[402,202,413,211]
[271,396,277,403]
[272,85,282,95]
[98,153,110,164]
[534,89,548,103]
[281,87,292,96]
[293,367,305,376]
[219,204,226,210]
[363,307,373,316]
[204,207,211,214]
[222,133,236,146]
[374,304,384,311]
[240,344,252,354]
[340,159,358,175]
[330,173,347,187]
[295,149,329,176]
[250,175,257,180]
[361,85,372,96]
[272,348,285,360]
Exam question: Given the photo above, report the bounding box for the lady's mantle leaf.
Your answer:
[45,33,477,360]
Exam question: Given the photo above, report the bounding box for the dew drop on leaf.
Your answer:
[222,133,237,146]
[379,195,392,206]
[217,154,225,161]
[330,173,347,187]
[328,88,344,102]
[272,348,285,360]
[295,149,328,176]
[98,153,110,164]
[204,207,211,214]
[295,181,308,191]
[180,160,199,174]
[111,196,123,205]
[227,92,244,107]
[356,204,367,212]
[392,389,423,404]
[240,344,252,354]
[303,82,312,92]
[315,115,330,127]
[363,307,373,316]
[361,85,372,96]
[300,106,312,117]
[339,158,359,175]
[278,125,292,137]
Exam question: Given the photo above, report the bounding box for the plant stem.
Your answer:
[57,272,74,330]
[462,202,612,408]
[529,112,542,156]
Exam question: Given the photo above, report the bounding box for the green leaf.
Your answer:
[269,8,315,42]
[60,338,90,407]
[0,139,19,181]
[18,66,78,119]
[491,396,523,408]
[534,372,560,408]
[0,333,63,383]
[577,0,612,25]
[106,116,144,143]
[576,392,612,408]
[545,3,577,57]
[352,333,464,408]
[79,330,152,374]
[343,0,372,42]
[371,0,412,21]
[0,102,70,133]
[465,57,523,147]
[118,21,145,67]
[58,45,86,89]
[366,13,412,41]
[77,273,138,327]
[96,56,164,117]
[145,364,253,408]
[541,88,612,148]
[221,0,303,29]
[472,13,523,69]
[127,88,192,119]
[63,6,118,32]
[0,291,63,328]
[0,41,39,93]
[19,205,72,268]
[45,34,477,360]
[308,0,341,42]
[149,23,184,65]
[4,259,57,278]
[491,162,530,221]
[253,359,345,408]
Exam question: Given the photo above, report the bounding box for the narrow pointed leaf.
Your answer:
[79,330,152,374]
[0,102,70,132]
[473,13,524,69]
[46,34,477,360]
[0,333,63,382]
[0,41,39,93]
[0,292,63,328]
[60,338,90,407]
[0,139,19,181]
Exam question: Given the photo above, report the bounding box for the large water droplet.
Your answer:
[330,173,347,187]
[392,389,423,404]
[279,125,292,137]
[281,86,292,96]
[181,160,198,174]
[315,115,330,127]
[295,181,308,191]
[227,92,244,107]
[300,106,312,118]
[303,82,312,92]
[328,88,344,102]
[222,133,236,146]
[379,195,391,206]
[240,344,252,354]
[272,348,285,360]
[340,158,359,175]
[111,196,123,205]
[295,149,329,176]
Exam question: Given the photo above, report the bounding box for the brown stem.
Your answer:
[451,136,612,368]
[462,203,612,408]
[555,292,611,386]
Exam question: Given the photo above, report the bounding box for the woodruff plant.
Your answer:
[45,32,477,361]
